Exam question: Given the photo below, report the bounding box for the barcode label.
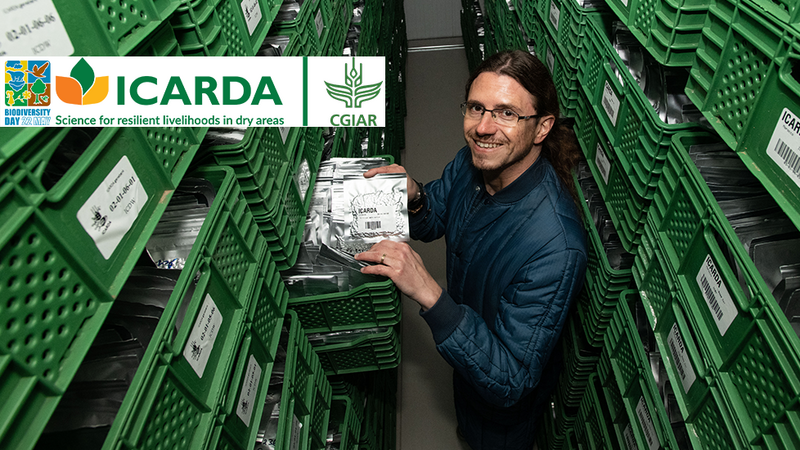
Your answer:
[365,220,381,230]
[240,0,262,35]
[595,143,611,185]
[635,397,659,450]
[695,254,737,336]
[767,108,800,188]
[602,81,620,126]
[549,0,560,30]
[668,323,697,393]
[546,48,555,75]
[623,423,639,450]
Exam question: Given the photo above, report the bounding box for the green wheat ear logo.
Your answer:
[325,58,382,108]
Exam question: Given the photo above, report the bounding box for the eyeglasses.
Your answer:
[460,102,540,126]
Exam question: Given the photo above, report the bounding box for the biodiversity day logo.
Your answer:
[3,56,385,127]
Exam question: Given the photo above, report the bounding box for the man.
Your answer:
[355,50,587,450]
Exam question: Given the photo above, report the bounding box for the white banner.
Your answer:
[3,56,386,127]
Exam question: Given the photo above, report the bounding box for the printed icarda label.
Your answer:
[695,254,737,336]
[77,156,148,259]
[767,108,800,188]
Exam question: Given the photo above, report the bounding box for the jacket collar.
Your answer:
[469,150,549,204]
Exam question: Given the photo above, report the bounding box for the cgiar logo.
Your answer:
[325,57,382,108]
[56,58,109,105]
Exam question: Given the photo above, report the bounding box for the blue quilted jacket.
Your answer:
[412,146,587,447]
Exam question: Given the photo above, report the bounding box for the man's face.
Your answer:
[463,72,544,174]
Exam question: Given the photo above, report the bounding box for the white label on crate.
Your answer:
[315,9,324,39]
[621,0,630,7]
[602,80,621,126]
[546,48,555,75]
[240,0,262,35]
[595,143,611,185]
[668,322,697,393]
[549,0,560,30]
[183,294,223,378]
[236,354,263,426]
[623,423,639,450]
[0,0,74,56]
[766,108,800,188]
[279,126,290,144]
[695,254,737,336]
[290,414,303,450]
[77,156,148,259]
[635,396,660,450]
[297,158,311,202]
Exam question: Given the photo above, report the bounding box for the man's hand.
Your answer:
[355,240,442,311]
[363,164,420,202]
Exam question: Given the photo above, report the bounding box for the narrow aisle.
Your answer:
[396,39,472,450]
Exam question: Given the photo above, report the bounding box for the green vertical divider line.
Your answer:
[303,57,308,126]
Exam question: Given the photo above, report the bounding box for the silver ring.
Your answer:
[380,253,386,264]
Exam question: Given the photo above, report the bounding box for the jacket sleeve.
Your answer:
[409,147,469,243]
[420,246,587,408]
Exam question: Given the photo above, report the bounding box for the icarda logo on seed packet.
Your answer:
[55,58,109,105]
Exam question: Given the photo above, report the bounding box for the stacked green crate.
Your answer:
[686,0,800,231]
[51,0,183,56]
[98,165,267,450]
[634,130,800,447]
[483,0,528,52]
[461,0,486,72]
[0,126,201,450]
[604,0,712,66]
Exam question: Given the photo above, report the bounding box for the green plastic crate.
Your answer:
[52,0,181,56]
[313,326,401,376]
[130,19,184,56]
[277,310,333,450]
[637,130,800,447]
[686,0,792,149]
[288,280,401,334]
[0,127,197,390]
[323,0,355,56]
[574,93,652,254]
[170,0,280,56]
[485,0,528,52]
[328,395,363,450]
[578,13,701,199]
[558,312,601,409]
[574,372,616,449]
[537,0,609,68]
[605,0,711,66]
[603,291,682,450]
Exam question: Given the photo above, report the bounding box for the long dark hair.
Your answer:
[465,50,581,206]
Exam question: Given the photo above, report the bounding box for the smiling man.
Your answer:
[356,50,588,450]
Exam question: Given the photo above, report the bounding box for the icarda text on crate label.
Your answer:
[77,156,148,259]
[0,0,74,56]
[240,0,262,35]
[695,254,737,336]
[767,108,800,188]
[635,397,660,450]
[549,0,560,30]
[595,143,611,185]
[237,354,263,426]
[183,294,223,378]
[623,423,639,450]
[602,80,621,127]
[668,323,697,393]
